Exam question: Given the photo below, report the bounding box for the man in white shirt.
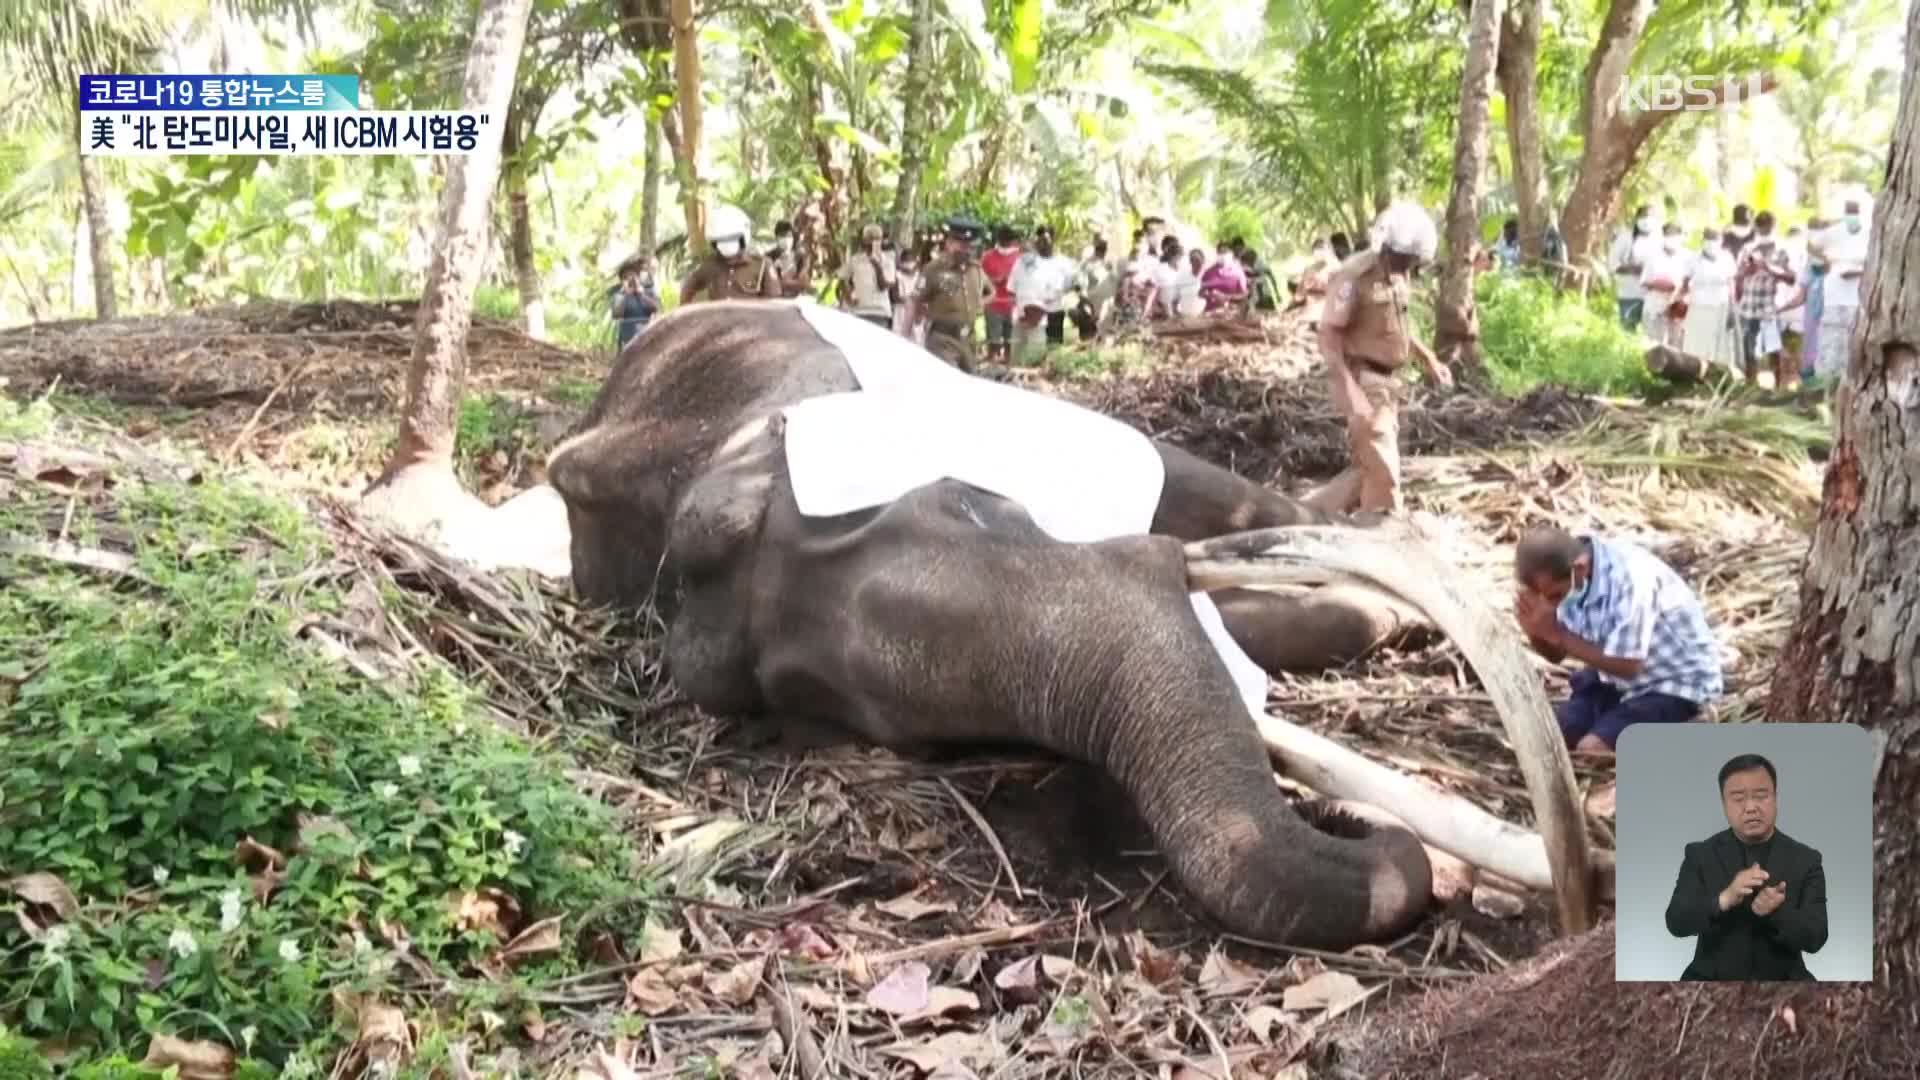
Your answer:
[1009,225,1078,356]
[1611,206,1660,332]
[1816,199,1871,381]
[1639,223,1689,349]
[841,223,897,328]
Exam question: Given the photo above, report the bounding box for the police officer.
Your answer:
[915,216,990,372]
[680,204,784,304]
[1304,200,1452,515]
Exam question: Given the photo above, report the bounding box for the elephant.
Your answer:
[546,299,1568,950]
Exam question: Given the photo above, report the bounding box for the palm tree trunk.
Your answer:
[74,106,117,319]
[366,0,532,526]
[1495,0,1548,258]
[887,0,935,246]
[1436,0,1504,372]
[501,113,544,340]
[670,0,705,252]
[641,108,663,254]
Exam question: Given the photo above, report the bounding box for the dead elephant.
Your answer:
[548,301,1543,949]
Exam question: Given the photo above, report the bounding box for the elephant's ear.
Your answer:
[664,415,783,580]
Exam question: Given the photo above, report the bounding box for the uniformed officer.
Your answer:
[679,204,784,304]
[1303,201,1453,515]
[915,216,990,372]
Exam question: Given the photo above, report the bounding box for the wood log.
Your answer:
[1645,343,1707,383]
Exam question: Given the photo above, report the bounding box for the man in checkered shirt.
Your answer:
[1733,210,1798,387]
[1512,527,1724,756]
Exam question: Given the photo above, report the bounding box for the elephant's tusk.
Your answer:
[1184,521,1596,936]
[1257,710,1608,896]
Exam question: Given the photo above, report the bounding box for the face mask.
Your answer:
[1845,214,1863,232]
[1566,567,1592,604]
[773,237,790,252]
[715,238,743,258]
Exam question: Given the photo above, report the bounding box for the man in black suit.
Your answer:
[1664,753,1829,980]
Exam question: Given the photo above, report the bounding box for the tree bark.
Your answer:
[641,108,663,255]
[1559,0,1779,263]
[888,0,935,247]
[501,112,544,340]
[366,0,531,522]
[74,107,117,320]
[1770,2,1920,1009]
[1435,0,1504,372]
[1558,0,1651,265]
[670,0,705,253]
[1494,0,1548,258]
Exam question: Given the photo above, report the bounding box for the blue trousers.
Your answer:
[1557,669,1700,749]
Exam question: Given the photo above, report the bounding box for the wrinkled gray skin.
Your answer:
[548,301,1431,948]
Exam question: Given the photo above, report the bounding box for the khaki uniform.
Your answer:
[1307,251,1414,514]
[681,253,783,303]
[918,257,988,370]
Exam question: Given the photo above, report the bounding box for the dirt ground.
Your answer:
[2,300,1836,1078]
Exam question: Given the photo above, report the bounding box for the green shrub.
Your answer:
[0,1026,54,1078]
[0,466,645,1067]
[1475,272,1657,397]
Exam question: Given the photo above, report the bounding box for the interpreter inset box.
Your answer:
[1613,723,1873,982]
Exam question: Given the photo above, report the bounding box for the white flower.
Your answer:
[40,925,72,956]
[501,829,526,859]
[396,754,422,778]
[167,927,197,959]
[240,1025,257,1052]
[278,938,302,964]
[452,722,468,737]
[152,866,171,887]
[374,781,399,799]
[352,929,373,956]
[219,888,245,932]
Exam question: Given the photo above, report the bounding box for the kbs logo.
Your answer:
[1619,73,1770,113]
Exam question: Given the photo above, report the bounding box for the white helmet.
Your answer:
[1375,200,1438,263]
[708,204,752,254]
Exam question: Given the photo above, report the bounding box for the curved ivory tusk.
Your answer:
[1185,522,1595,936]
[1260,710,1578,892]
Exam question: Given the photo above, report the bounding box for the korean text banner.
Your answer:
[80,112,491,156]
[80,75,360,112]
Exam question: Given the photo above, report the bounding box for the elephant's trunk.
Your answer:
[1064,612,1433,947]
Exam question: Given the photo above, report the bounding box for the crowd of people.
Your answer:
[606,205,1294,368]
[1605,199,1872,391]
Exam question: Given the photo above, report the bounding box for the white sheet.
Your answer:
[783,304,1269,718]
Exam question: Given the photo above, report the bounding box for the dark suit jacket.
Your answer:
[1664,827,1828,981]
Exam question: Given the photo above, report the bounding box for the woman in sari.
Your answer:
[1680,229,1739,370]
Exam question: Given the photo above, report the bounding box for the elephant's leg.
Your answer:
[733,476,1431,949]
[1212,584,1432,673]
[1149,441,1333,539]
[1147,442,1426,670]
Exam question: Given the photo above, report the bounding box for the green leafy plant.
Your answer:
[1475,272,1658,397]
[0,461,646,1067]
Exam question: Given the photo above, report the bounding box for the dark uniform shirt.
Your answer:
[681,253,782,303]
[919,257,988,330]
